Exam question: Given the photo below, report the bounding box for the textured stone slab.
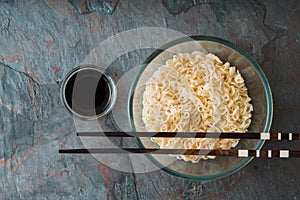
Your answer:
[67,0,118,15]
[0,0,299,199]
[162,0,219,14]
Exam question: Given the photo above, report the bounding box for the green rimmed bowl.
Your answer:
[129,36,273,180]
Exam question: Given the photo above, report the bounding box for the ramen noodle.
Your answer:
[142,51,253,163]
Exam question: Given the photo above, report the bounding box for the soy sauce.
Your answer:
[64,69,111,117]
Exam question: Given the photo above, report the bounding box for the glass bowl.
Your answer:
[129,36,273,180]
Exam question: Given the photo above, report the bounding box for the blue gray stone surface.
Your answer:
[68,0,118,14]
[0,0,299,199]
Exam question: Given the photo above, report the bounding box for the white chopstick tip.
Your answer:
[280,150,289,158]
[238,150,248,157]
[256,150,260,158]
[261,133,270,140]
[289,133,293,140]
[268,150,272,158]
[278,132,281,140]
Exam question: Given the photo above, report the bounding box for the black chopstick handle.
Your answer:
[76,132,300,141]
[59,148,299,158]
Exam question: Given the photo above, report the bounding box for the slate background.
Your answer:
[0,0,299,199]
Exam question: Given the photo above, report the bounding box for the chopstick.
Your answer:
[76,132,300,141]
[59,132,300,158]
[58,148,300,158]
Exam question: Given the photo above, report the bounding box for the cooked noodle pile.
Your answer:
[142,51,253,163]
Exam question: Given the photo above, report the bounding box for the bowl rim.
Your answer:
[128,35,273,180]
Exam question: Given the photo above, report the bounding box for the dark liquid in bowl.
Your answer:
[64,69,111,117]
